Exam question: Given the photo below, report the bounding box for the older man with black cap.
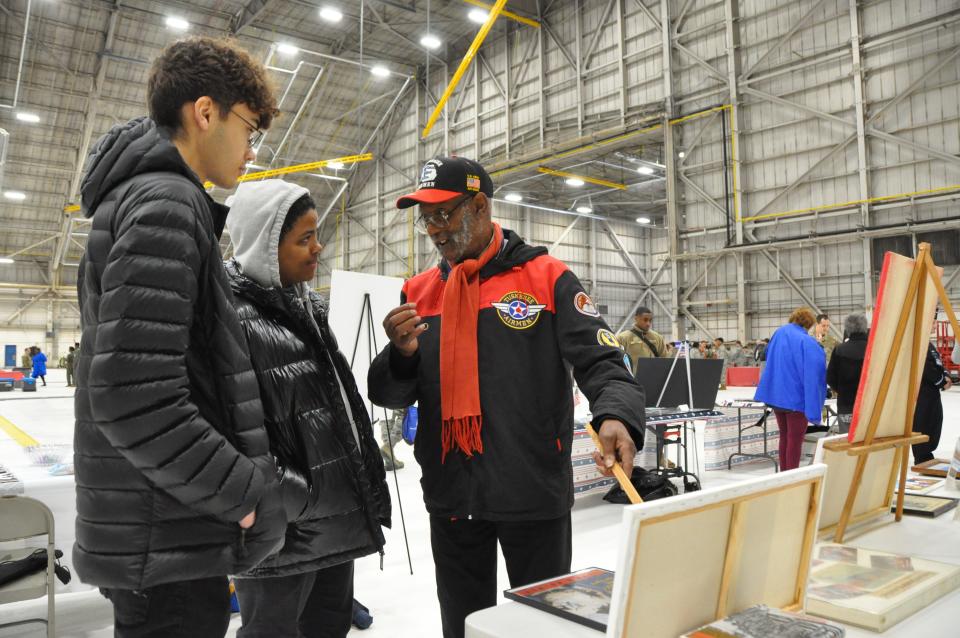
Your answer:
[368,157,645,638]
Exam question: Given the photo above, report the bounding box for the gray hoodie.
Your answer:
[225,178,310,290]
[225,179,363,449]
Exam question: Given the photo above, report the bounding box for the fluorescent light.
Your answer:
[327,161,344,170]
[576,206,593,214]
[420,34,442,50]
[15,111,40,123]
[0,258,14,264]
[276,43,299,56]
[636,216,651,224]
[468,9,488,23]
[165,16,189,30]
[565,178,585,187]
[677,151,685,158]
[504,193,523,202]
[370,65,390,78]
[3,191,26,201]
[319,6,343,22]
[637,166,654,175]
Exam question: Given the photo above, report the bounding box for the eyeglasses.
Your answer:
[414,195,472,234]
[230,109,265,148]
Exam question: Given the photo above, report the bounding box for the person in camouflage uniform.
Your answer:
[380,408,406,470]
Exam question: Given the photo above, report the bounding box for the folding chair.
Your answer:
[0,495,56,636]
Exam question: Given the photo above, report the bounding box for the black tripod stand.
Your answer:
[349,292,414,575]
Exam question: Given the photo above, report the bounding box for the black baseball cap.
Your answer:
[396,156,494,209]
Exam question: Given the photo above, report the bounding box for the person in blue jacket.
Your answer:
[754,307,826,470]
[31,346,47,387]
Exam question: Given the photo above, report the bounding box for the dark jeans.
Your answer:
[234,561,354,638]
[774,409,808,471]
[912,388,943,464]
[101,576,230,638]
[430,513,572,638]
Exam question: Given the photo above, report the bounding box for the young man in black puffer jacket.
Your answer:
[74,37,287,637]
[224,179,391,638]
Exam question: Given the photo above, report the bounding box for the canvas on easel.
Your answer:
[606,464,826,638]
[813,434,898,540]
[820,244,960,542]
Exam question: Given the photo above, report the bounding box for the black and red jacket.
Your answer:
[368,229,645,521]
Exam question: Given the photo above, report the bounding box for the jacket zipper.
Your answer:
[238,528,248,558]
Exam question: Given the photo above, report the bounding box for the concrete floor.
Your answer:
[1,369,958,636]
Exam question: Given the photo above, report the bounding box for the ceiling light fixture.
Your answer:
[15,112,40,123]
[327,161,344,170]
[0,257,14,264]
[164,16,189,31]
[319,6,343,23]
[468,9,489,23]
[420,34,442,50]
[576,206,593,214]
[370,65,390,78]
[637,166,654,175]
[636,216,651,224]
[677,151,686,158]
[504,193,523,202]
[276,43,299,56]
[565,178,585,187]
[3,191,27,201]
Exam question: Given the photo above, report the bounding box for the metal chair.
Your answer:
[0,495,56,636]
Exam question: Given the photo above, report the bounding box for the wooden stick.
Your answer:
[586,422,643,504]
[894,445,911,521]
[795,478,822,607]
[715,501,745,619]
[822,432,929,455]
[925,250,960,344]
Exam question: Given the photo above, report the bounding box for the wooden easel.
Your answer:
[827,243,960,542]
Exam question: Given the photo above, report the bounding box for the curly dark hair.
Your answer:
[280,193,317,242]
[147,36,279,133]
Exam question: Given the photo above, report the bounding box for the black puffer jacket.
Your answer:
[226,261,391,577]
[73,117,286,589]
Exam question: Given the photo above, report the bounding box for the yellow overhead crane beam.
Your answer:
[62,155,373,212]
[537,167,627,190]
[461,0,540,28]
[204,154,373,189]
[423,0,509,138]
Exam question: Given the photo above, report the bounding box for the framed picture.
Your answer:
[806,544,960,631]
[607,464,826,638]
[892,494,958,518]
[910,458,951,477]
[504,567,613,632]
[894,475,945,494]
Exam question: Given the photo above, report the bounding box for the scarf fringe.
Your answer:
[441,415,484,463]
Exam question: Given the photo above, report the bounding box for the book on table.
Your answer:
[504,567,613,632]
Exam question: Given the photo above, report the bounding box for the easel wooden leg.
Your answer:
[895,445,910,521]
[715,501,745,619]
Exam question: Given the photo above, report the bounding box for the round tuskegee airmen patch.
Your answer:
[492,291,547,329]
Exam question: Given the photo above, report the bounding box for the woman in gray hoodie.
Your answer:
[224,179,391,638]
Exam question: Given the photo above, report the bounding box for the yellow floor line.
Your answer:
[0,415,40,447]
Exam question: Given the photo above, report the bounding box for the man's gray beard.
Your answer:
[439,211,476,264]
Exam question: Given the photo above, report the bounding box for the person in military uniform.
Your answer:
[66,346,76,387]
[380,408,406,470]
[617,306,667,374]
[814,313,839,363]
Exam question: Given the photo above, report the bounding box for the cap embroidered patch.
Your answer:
[573,291,600,317]
[466,175,481,191]
[492,291,547,329]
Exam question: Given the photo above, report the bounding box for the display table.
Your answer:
[465,513,960,637]
[726,366,761,386]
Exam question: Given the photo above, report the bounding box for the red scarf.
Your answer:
[439,223,504,462]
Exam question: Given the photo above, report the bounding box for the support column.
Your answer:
[724,0,748,341]
[849,0,873,311]
[661,0,681,340]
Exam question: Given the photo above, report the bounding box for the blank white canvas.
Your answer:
[328,269,405,420]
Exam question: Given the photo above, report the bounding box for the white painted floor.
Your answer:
[1,369,959,636]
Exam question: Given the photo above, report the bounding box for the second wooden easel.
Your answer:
[828,243,960,542]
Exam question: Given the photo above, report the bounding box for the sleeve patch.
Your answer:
[574,291,600,317]
[597,328,622,349]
